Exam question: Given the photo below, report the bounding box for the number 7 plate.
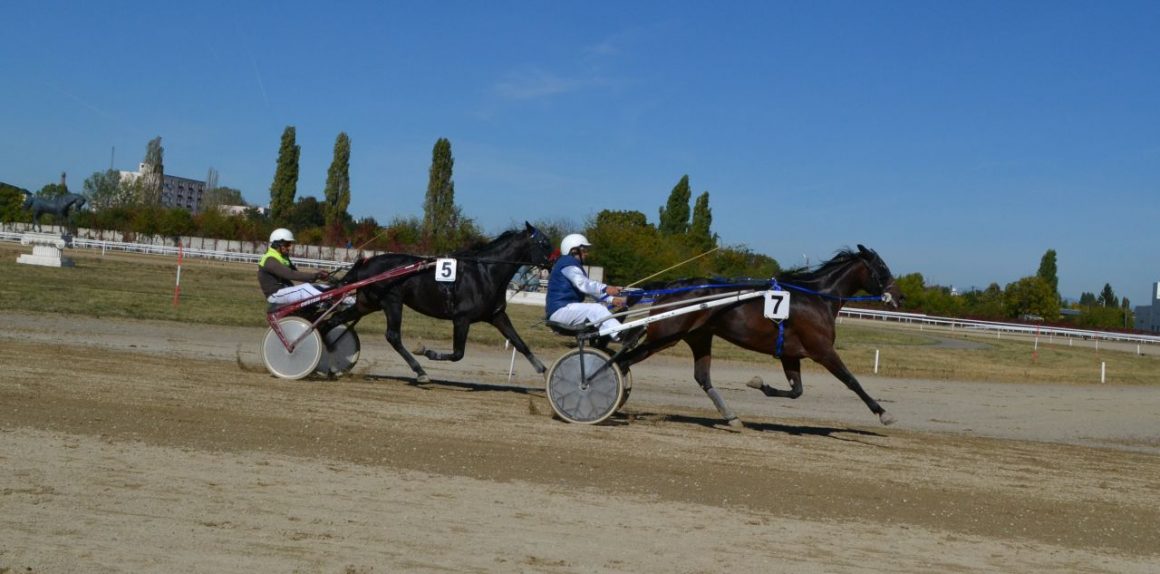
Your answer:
[763,290,790,320]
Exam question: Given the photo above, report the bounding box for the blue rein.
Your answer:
[633,279,884,304]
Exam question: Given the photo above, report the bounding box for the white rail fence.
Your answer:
[5,225,1157,347]
[841,307,1160,346]
[2,225,374,271]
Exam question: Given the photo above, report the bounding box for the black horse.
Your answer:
[21,191,87,233]
[616,245,903,428]
[338,222,554,383]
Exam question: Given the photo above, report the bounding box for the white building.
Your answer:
[119,163,209,213]
[1134,282,1160,333]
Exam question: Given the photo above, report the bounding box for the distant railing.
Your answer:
[1,228,366,271]
[841,307,1160,346]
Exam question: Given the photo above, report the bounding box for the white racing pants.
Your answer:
[549,302,624,338]
[267,283,324,306]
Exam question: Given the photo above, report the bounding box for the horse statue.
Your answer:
[335,222,554,383]
[21,190,87,233]
[616,244,904,428]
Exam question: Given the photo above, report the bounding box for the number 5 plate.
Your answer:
[435,258,457,282]
[763,290,790,320]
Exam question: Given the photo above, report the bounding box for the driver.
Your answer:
[545,233,628,339]
[258,228,350,307]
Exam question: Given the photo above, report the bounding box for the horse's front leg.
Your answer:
[815,350,895,426]
[747,357,804,399]
[416,317,470,362]
[488,311,545,374]
[687,332,744,430]
[382,301,429,383]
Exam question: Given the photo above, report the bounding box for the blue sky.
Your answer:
[3,1,1158,304]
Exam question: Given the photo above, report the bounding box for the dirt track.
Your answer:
[2,311,1159,573]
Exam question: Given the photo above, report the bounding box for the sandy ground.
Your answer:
[2,311,1159,573]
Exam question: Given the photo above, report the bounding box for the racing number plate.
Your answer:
[435,258,457,282]
[763,290,790,320]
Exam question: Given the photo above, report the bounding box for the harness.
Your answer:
[631,274,891,358]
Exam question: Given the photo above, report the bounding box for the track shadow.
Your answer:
[360,374,542,395]
[623,410,885,441]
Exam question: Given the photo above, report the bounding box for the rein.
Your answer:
[634,280,887,304]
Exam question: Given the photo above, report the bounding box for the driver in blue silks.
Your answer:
[545,233,628,339]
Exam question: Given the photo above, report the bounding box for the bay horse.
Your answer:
[616,244,903,428]
[21,191,87,233]
[338,222,553,383]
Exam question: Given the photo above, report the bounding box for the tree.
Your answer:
[586,209,666,284]
[1079,292,1097,306]
[140,137,164,205]
[710,246,779,279]
[324,132,351,228]
[286,196,326,230]
[895,273,927,311]
[201,186,244,210]
[961,283,1006,319]
[37,181,68,199]
[1036,249,1058,297]
[0,181,30,222]
[689,191,716,252]
[1004,276,1060,320]
[422,138,464,253]
[658,175,691,236]
[83,169,128,210]
[1098,283,1118,308]
[269,126,300,225]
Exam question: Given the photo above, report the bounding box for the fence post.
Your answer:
[1100,361,1106,384]
[873,349,880,374]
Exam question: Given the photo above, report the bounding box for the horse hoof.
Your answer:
[746,376,764,390]
[879,411,897,426]
[714,418,745,433]
[416,374,431,384]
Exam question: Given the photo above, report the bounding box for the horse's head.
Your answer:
[524,222,553,268]
[20,190,33,209]
[857,244,902,308]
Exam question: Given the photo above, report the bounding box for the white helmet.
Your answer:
[560,233,591,255]
[269,228,295,244]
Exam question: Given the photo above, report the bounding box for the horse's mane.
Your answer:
[778,248,862,285]
[453,228,523,256]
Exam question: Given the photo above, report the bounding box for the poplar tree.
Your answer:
[689,191,716,251]
[269,126,300,225]
[141,137,164,205]
[422,138,457,252]
[324,132,351,227]
[658,175,691,236]
[1036,249,1058,297]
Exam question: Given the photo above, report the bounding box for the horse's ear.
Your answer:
[857,244,870,255]
[525,221,535,234]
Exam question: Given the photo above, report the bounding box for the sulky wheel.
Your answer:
[316,324,361,377]
[261,316,323,380]
[619,368,633,410]
[545,347,624,424]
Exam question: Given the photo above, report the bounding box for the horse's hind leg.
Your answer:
[417,317,469,363]
[816,350,895,426]
[382,301,430,383]
[488,311,546,374]
[747,357,804,399]
[687,332,744,429]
